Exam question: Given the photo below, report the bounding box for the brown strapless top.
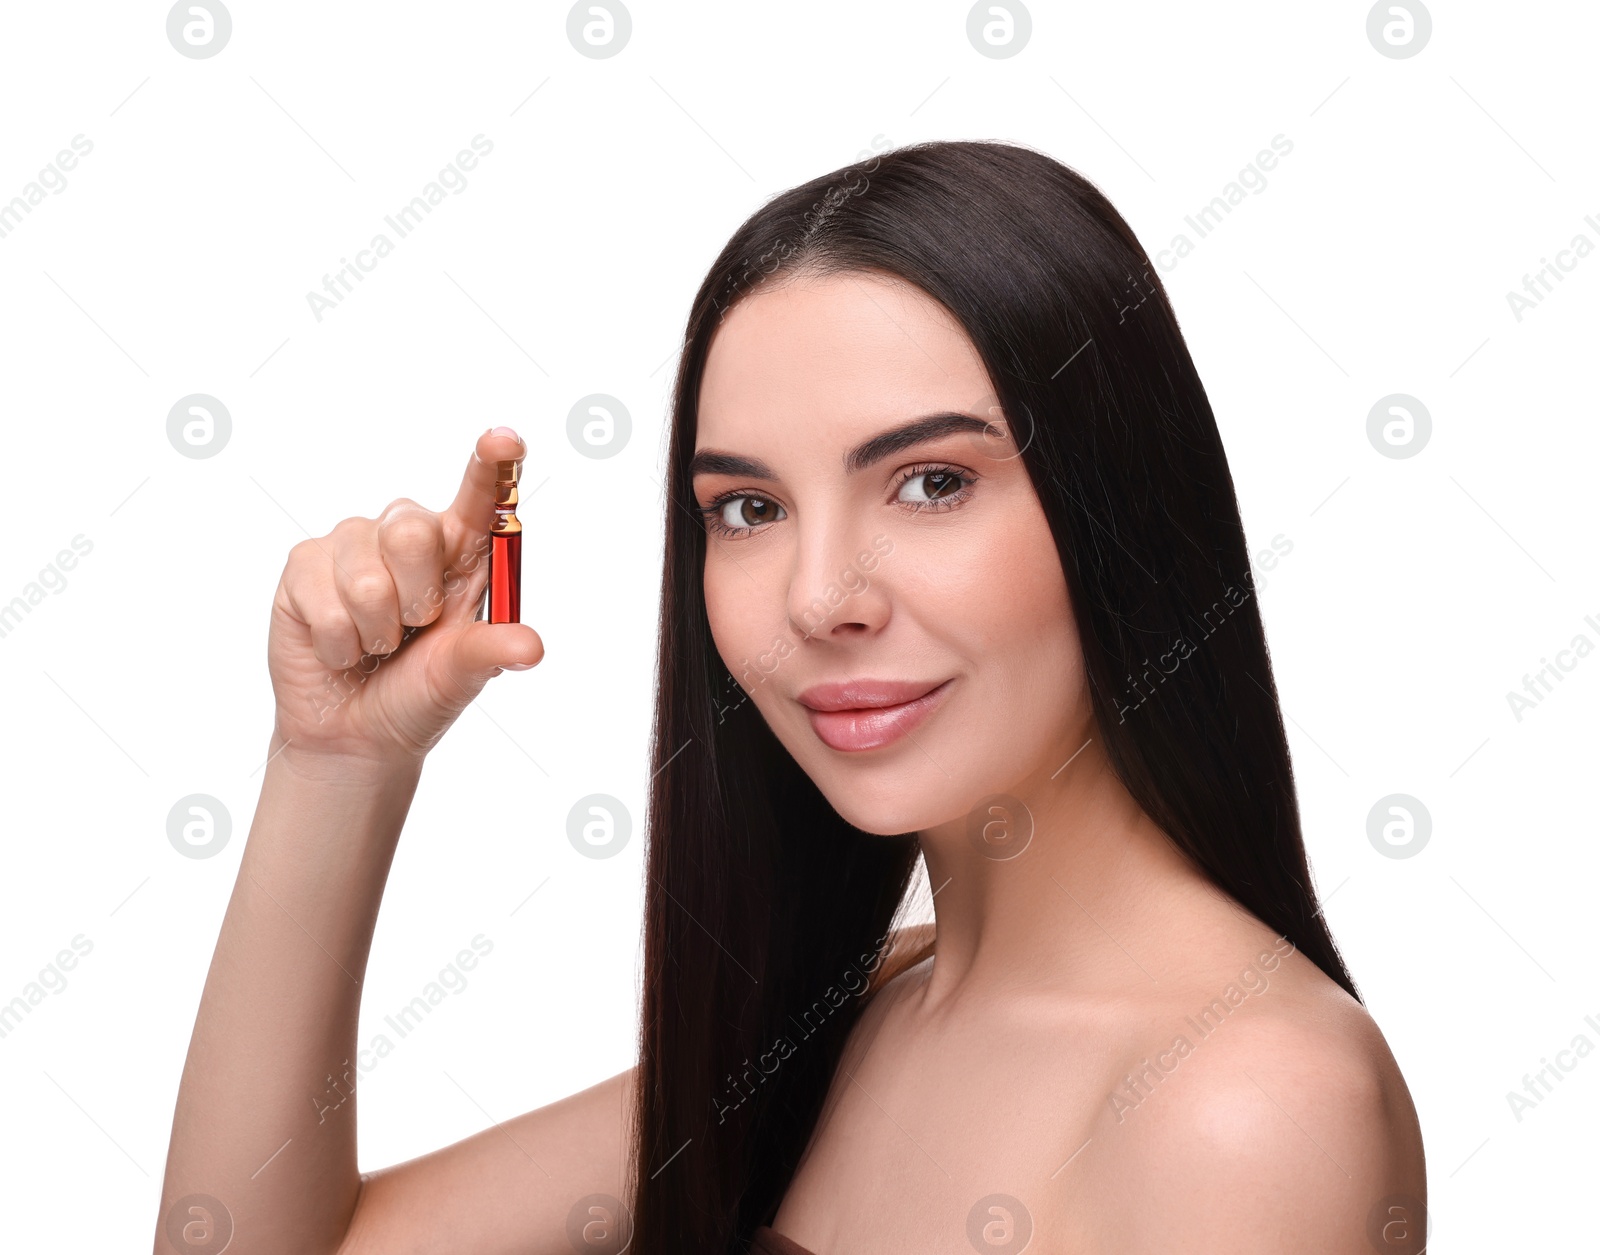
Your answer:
[750,1224,818,1255]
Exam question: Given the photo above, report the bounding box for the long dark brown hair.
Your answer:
[629,138,1357,1252]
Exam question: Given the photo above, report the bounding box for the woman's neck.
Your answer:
[912,734,1223,1015]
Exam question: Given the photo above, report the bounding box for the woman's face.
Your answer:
[694,269,1091,836]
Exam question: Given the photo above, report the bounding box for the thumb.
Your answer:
[434,620,546,697]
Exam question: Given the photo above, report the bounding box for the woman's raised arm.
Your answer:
[154,431,633,1254]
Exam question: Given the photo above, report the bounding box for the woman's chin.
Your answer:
[819,784,957,839]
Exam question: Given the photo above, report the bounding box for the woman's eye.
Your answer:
[897,469,967,505]
[711,495,785,532]
[701,468,972,537]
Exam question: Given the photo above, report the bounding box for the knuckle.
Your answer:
[381,512,439,554]
[345,572,394,606]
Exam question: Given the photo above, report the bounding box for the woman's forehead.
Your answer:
[698,273,990,449]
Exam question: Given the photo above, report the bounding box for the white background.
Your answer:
[0,1,1594,1249]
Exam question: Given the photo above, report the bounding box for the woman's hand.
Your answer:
[265,427,543,774]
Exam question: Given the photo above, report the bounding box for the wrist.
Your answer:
[266,736,426,790]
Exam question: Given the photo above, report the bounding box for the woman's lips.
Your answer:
[800,679,954,752]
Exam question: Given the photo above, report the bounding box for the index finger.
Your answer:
[442,426,524,562]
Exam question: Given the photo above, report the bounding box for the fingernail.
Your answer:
[490,425,519,439]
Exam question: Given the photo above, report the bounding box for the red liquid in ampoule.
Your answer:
[488,530,521,623]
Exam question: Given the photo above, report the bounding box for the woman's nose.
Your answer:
[785,521,892,641]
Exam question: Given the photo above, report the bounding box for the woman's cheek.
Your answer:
[702,572,740,675]
[704,570,772,685]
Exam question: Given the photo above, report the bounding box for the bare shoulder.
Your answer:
[1094,959,1427,1253]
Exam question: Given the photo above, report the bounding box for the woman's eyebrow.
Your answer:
[689,412,993,481]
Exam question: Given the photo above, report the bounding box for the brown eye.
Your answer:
[705,494,787,535]
[897,468,970,505]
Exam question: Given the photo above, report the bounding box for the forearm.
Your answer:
[155,737,423,1255]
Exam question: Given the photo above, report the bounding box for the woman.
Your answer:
[157,140,1425,1254]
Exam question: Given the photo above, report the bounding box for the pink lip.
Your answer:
[798,678,954,752]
